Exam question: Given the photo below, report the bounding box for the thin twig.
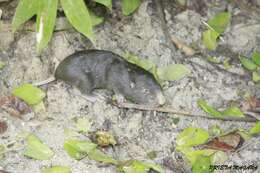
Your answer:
[113,102,258,123]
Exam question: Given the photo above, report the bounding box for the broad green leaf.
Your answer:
[179,148,215,165]
[249,121,260,135]
[89,11,104,26]
[0,61,5,70]
[208,12,231,34]
[12,84,46,105]
[252,70,260,83]
[197,99,222,117]
[60,0,94,42]
[211,151,228,165]
[176,127,209,147]
[76,117,91,133]
[252,52,260,66]
[239,56,257,71]
[122,0,141,16]
[192,155,212,173]
[94,0,112,10]
[202,29,219,50]
[88,148,118,165]
[122,160,150,173]
[36,0,58,53]
[23,134,54,160]
[41,166,70,173]
[64,140,97,160]
[63,128,80,138]
[157,64,191,81]
[123,53,160,82]
[12,0,41,31]
[222,107,244,117]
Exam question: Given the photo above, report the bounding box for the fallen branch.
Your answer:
[171,35,195,56]
[114,102,258,123]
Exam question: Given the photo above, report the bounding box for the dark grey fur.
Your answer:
[55,50,165,105]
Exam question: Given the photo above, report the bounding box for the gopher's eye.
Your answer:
[142,88,149,93]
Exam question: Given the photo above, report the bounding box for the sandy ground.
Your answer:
[0,0,260,173]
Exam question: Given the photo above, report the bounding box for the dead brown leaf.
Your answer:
[0,96,32,118]
[0,121,8,134]
[202,132,244,152]
[0,170,12,173]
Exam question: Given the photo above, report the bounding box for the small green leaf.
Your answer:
[121,160,165,173]
[0,61,5,70]
[207,56,221,64]
[192,155,212,173]
[209,125,222,137]
[252,52,260,66]
[179,148,215,165]
[222,107,244,117]
[12,0,41,32]
[202,29,219,50]
[63,140,97,160]
[143,162,165,173]
[23,134,54,160]
[157,64,191,81]
[41,166,71,173]
[197,99,222,117]
[95,131,117,146]
[252,70,260,83]
[12,84,46,105]
[88,149,118,165]
[0,144,5,160]
[239,56,257,71]
[76,117,91,133]
[122,0,141,16]
[208,12,231,34]
[60,0,94,42]
[89,11,104,26]
[249,121,260,135]
[122,160,150,173]
[36,0,58,53]
[223,58,232,70]
[176,127,209,147]
[94,0,112,10]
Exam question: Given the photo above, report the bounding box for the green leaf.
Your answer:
[222,107,244,117]
[12,0,41,32]
[252,70,260,83]
[122,0,141,16]
[176,127,209,147]
[252,52,260,66]
[41,166,71,173]
[0,144,5,160]
[88,149,118,165]
[157,64,191,81]
[249,121,260,135]
[0,61,5,70]
[121,160,165,173]
[36,0,58,53]
[122,160,150,173]
[94,0,112,10]
[12,84,46,105]
[179,148,215,165]
[207,56,220,64]
[89,11,104,26]
[239,56,257,71]
[60,0,94,42]
[202,29,219,50]
[75,117,91,133]
[23,134,54,160]
[63,140,97,160]
[197,99,222,117]
[223,58,231,70]
[192,155,212,173]
[208,12,231,34]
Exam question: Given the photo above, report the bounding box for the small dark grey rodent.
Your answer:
[54,50,165,106]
